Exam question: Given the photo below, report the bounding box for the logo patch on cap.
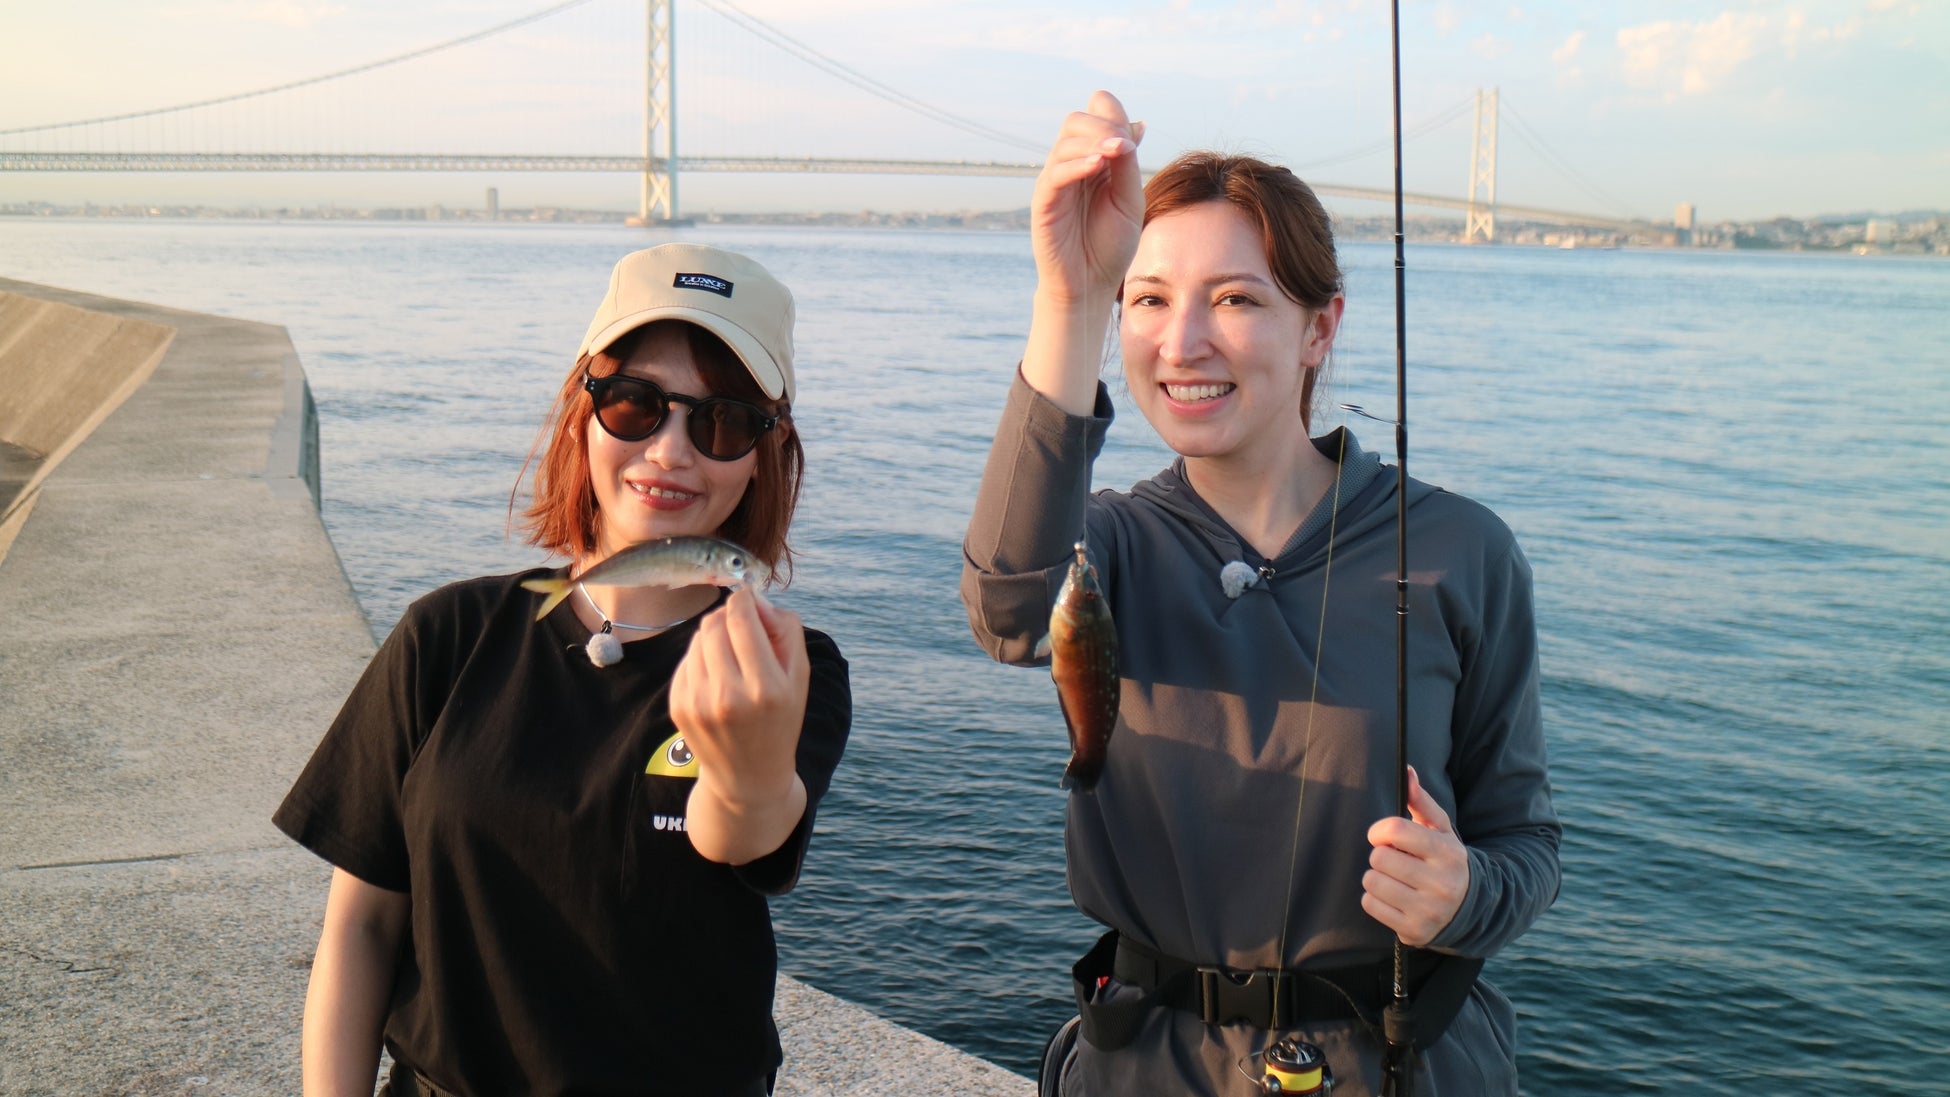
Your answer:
[673,272,733,297]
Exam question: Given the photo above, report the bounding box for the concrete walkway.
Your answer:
[0,279,1029,1097]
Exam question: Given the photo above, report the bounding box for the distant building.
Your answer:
[1865,219,1899,244]
[1675,202,1695,246]
[487,187,499,221]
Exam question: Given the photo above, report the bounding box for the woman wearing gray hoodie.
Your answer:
[961,92,1560,1097]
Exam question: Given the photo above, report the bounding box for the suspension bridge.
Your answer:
[0,0,1651,241]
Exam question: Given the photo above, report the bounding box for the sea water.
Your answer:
[4,218,1946,1093]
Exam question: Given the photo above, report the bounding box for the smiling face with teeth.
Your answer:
[1119,200,1342,474]
[586,323,759,561]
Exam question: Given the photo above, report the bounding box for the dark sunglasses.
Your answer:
[584,372,778,462]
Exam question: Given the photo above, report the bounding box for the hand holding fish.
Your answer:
[1362,766,1471,947]
[1023,90,1145,416]
[1032,89,1145,307]
[672,587,811,866]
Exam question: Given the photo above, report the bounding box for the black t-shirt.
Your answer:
[274,569,851,1097]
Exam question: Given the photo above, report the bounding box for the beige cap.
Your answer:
[577,243,796,402]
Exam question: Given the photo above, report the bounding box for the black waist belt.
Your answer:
[1071,929,1484,1053]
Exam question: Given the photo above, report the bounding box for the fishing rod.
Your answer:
[1381,0,1416,1092]
[1342,1,1416,1091]
[1266,5,1417,1092]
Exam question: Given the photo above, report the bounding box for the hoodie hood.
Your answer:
[1124,428,1444,596]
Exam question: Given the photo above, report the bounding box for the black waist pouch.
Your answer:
[1071,928,1485,1054]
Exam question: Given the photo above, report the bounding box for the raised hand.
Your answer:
[671,587,811,865]
[1031,89,1146,307]
[1023,90,1146,416]
[1362,766,1472,947]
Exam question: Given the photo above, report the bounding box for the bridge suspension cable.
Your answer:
[1498,97,1635,220]
[1289,94,1476,173]
[0,0,602,138]
[692,0,1045,155]
[0,1,1645,233]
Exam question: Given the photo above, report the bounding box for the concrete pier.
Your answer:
[0,279,1029,1096]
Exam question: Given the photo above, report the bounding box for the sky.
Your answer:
[0,0,1943,223]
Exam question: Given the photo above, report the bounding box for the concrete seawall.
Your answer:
[0,279,1030,1096]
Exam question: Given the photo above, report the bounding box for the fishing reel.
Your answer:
[1235,1036,1333,1095]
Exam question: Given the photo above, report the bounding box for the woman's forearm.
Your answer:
[303,868,409,1097]
[1022,288,1116,416]
[686,770,807,865]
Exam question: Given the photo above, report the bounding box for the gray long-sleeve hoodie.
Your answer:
[962,375,1560,1096]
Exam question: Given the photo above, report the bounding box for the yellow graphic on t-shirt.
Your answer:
[644,731,699,778]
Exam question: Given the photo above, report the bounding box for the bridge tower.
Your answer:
[640,0,677,223]
[1465,87,1498,244]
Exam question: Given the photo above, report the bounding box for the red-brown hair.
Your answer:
[516,320,804,582]
[1135,151,1343,427]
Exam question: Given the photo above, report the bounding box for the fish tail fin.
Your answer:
[520,576,573,621]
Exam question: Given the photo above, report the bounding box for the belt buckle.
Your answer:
[1196,966,1287,1027]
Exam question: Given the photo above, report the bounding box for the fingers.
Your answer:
[674,591,807,736]
[1404,765,1454,834]
[1041,131,1132,196]
[1363,850,1457,947]
[749,590,807,668]
[1360,882,1438,947]
[1048,91,1141,167]
[1029,90,1147,316]
[1362,850,1462,947]
[1367,767,1454,851]
[1087,88,1129,128]
[1363,766,1470,946]
[1368,842,1447,893]
[722,588,808,682]
[719,588,781,683]
[671,603,731,718]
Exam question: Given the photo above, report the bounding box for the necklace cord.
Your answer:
[575,582,695,634]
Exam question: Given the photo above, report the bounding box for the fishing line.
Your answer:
[1269,427,1349,1049]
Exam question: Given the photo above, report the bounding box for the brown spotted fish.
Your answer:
[1046,541,1118,790]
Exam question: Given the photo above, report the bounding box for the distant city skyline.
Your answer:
[1,0,1943,222]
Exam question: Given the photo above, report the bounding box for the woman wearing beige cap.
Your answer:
[276,243,849,1097]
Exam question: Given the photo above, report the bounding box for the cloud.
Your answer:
[1552,30,1585,65]
[1616,12,1766,98]
[977,3,1360,81]
[241,1,346,29]
[1551,29,1586,85]
[1470,33,1511,60]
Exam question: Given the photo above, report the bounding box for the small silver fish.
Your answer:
[1045,541,1118,790]
[521,535,768,620]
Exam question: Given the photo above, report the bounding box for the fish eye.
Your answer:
[729,555,745,570]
